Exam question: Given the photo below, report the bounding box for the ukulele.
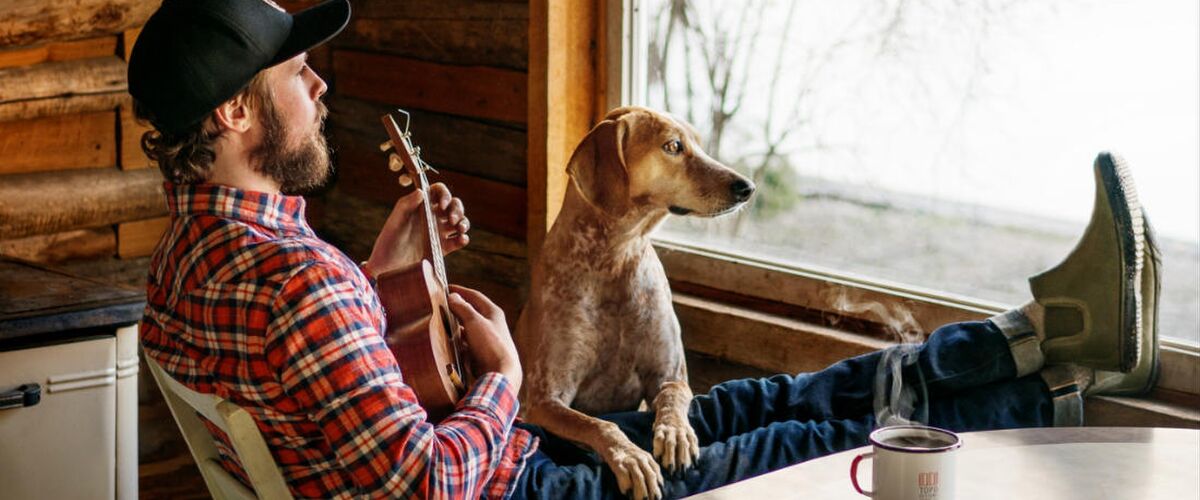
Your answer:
[374,109,470,422]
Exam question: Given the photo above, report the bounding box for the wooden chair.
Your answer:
[145,354,294,500]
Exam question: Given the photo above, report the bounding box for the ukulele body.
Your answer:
[375,259,464,422]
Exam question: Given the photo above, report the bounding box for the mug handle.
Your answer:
[850,451,875,497]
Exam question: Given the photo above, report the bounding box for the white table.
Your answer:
[690,427,1200,499]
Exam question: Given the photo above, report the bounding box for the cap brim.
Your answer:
[269,0,351,67]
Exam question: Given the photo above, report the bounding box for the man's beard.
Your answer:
[251,98,333,195]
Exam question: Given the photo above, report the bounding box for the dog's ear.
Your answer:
[566,118,629,215]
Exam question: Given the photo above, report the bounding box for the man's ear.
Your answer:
[566,118,629,215]
[212,93,254,134]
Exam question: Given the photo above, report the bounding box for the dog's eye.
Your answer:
[662,139,684,155]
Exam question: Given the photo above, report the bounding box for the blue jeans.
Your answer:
[510,320,1054,499]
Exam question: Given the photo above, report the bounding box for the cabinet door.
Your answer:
[0,335,116,500]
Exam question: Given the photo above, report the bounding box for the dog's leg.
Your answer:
[526,400,663,500]
[651,378,699,475]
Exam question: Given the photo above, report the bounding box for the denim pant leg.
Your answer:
[689,319,1020,443]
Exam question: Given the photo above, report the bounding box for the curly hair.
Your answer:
[135,71,273,184]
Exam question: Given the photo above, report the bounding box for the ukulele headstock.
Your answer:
[380,109,435,187]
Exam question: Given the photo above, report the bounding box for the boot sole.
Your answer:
[1105,152,1146,373]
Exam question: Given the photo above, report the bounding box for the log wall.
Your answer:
[0,2,162,265]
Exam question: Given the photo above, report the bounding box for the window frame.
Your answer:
[609,0,1199,398]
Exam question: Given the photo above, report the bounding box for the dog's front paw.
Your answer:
[652,416,699,475]
[604,441,663,500]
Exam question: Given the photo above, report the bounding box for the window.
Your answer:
[616,0,1199,392]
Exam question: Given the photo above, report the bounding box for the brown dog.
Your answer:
[515,106,755,499]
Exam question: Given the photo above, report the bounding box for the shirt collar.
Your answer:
[165,182,312,235]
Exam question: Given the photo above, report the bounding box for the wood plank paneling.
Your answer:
[0,168,166,239]
[0,56,126,104]
[333,126,527,240]
[0,0,159,48]
[119,102,153,169]
[336,17,528,70]
[329,95,526,185]
[116,216,169,258]
[0,92,125,123]
[0,227,115,263]
[352,0,528,20]
[121,27,140,61]
[0,110,117,174]
[0,35,118,69]
[334,50,526,124]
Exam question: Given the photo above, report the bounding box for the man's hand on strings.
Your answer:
[364,182,470,278]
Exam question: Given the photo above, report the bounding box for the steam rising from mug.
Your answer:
[825,289,929,426]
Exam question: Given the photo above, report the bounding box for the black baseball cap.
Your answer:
[128,0,350,135]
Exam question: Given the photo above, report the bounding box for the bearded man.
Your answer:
[132,0,530,497]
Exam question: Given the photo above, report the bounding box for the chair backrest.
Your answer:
[145,354,294,500]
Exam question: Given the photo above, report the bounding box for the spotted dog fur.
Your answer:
[515,107,755,500]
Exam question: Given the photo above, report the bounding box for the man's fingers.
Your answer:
[447,293,485,324]
[443,197,465,225]
[429,182,452,210]
[448,285,503,319]
[392,189,425,215]
[442,233,469,255]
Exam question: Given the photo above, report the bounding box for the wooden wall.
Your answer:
[300,0,533,319]
[0,1,166,264]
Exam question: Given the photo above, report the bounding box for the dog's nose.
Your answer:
[730,179,756,202]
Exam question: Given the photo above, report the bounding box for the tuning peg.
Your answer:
[379,141,393,152]
[388,154,403,172]
[397,173,413,187]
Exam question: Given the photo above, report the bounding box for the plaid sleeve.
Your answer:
[264,262,519,498]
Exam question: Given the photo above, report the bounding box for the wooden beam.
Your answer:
[0,110,117,174]
[0,35,119,69]
[116,216,169,258]
[674,293,891,375]
[328,95,526,185]
[0,0,159,48]
[0,92,125,123]
[119,100,153,169]
[333,126,527,240]
[527,0,602,262]
[0,168,166,239]
[335,17,529,70]
[351,0,528,20]
[121,27,141,61]
[334,50,526,124]
[0,227,115,263]
[0,56,127,104]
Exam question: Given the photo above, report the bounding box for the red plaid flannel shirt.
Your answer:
[141,183,537,499]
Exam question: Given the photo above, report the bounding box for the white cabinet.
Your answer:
[0,325,139,500]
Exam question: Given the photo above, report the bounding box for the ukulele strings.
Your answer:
[399,113,468,384]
